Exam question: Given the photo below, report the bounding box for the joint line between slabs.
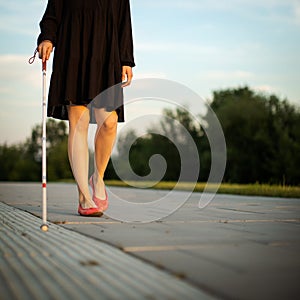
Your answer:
[123,244,209,252]
[58,219,300,225]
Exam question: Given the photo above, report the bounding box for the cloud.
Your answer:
[0,0,43,36]
[0,54,46,144]
[293,0,300,23]
[137,0,291,11]
[205,70,254,80]
[134,72,168,79]
[0,54,44,107]
[0,54,44,93]
[136,42,219,56]
[254,84,278,93]
[136,0,300,26]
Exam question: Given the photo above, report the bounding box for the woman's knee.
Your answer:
[68,106,90,132]
[101,112,118,131]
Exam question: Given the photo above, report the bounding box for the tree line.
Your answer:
[1,87,299,185]
[0,119,72,181]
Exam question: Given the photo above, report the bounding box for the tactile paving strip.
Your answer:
[0,202,213,300]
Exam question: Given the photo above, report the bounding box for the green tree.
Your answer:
[47,138,72,181]
[114,107,204,182]
[112,87,300,185]
[0,119,71,181]
[211,87,300,184]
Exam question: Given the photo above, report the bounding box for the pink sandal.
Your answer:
[89,176,109,212]
[78,204,103,217]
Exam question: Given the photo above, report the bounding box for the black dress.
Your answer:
[37,0,135,122]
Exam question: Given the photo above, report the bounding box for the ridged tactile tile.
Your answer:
[0,202,214,300]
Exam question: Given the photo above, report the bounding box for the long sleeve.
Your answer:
[37,0,62,47]
[118,0,135,67]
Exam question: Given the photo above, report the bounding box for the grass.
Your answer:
[104,180,300,198]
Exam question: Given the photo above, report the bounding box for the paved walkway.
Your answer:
[0,182,299,300]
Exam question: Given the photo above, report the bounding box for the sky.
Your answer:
[0,0,299,145]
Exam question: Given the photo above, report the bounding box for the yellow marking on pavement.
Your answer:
[58,218,300,225]
[124,240,297,253]
[123,244,209,252]
[162,219,300,224]
[57,221,121,225]
[269,241,292,247]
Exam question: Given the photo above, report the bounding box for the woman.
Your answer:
[37,0,135,216]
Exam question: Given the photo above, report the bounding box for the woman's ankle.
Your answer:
[93,172,104,184]
[78,188,96,208]
[92,173,106,199]
[80,198,97,209]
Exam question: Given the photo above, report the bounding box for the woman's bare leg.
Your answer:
[68,105,96,208]
[93,109,118,199]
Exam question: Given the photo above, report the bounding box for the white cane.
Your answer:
[40,60,49,232]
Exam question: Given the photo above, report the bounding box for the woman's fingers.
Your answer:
[46,46,52,61]
[38,41,53,62]
[121,66,133,87]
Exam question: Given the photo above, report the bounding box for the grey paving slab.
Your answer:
[0,202,213,300]
[0,182,300,300]
[140,249,300,300]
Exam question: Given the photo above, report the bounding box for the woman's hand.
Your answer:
[38,40,53,63]
[122,66,133,87]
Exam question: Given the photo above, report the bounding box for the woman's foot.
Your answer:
[78,204,103,217]
[77,187,97,209]
[77,187,102,216]
[89,175,109,212]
